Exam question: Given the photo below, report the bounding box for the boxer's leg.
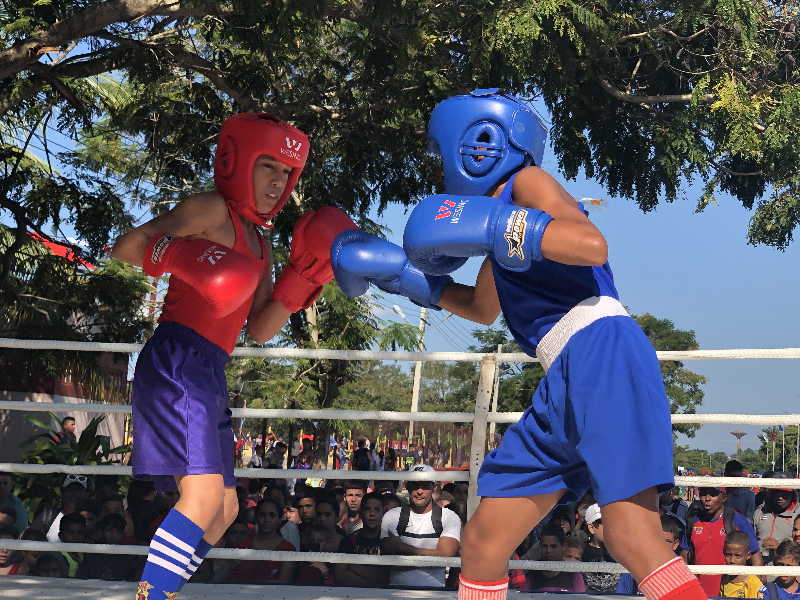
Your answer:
[604,489,705,600]
[137,474,223,599]
[183,486,238,582]
[459,492,563,600]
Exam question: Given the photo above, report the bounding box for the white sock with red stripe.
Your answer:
[639,557,706,600]
[458,575,509,600]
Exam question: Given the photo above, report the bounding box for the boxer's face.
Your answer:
[252,155,291,215]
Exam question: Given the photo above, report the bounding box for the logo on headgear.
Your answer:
[282,136,303,161]
[435,199,456,221]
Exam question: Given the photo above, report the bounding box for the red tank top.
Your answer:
[691,517,727,596]
[159,205,268,354]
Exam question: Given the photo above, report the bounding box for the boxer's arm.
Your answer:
[110,192,227,267]
[245,245,293,343]
[511,167,608,266]
[437,258,501,326]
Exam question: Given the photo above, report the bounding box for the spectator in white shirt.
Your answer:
[380,465,461,588]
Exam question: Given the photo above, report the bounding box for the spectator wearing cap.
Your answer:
[725,459,756,521]
[690,486,762,597]
[753,472,800,564]
[581,503,621,594]
[0,472,28,536]
[44,474,90,543]
[380,464,461,589]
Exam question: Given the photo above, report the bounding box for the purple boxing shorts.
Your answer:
[132,322,235,489]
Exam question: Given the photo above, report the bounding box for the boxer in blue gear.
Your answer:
[332,89,704,600]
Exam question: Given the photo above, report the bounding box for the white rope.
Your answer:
[4,463,798,488]
[7,400,800,429]
[676,475,800,488]
[2,540,799,576]
[0,463,469,482]
[4,338,800,362]
[490,412,800,425]
[0,401,476,423]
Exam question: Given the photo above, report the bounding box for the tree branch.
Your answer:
[0,47,131,118]
[0,0,229,81]
[709,158,762,177]
[618,25,713,43]
[597,78,714,105]
[164,45,257,111]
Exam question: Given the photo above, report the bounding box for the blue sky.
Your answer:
[370,148,800,455]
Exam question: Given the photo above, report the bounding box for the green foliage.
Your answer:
[634,313,706,438]
[16,413,129,516]
[673,444,732,473]
[0,226,152,400]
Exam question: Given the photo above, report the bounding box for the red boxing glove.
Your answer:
[143,234,261,318]
[273,207,358,312]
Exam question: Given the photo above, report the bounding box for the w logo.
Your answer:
[197,246,227,266]
[434,199,456,221]
[285,137,303,152]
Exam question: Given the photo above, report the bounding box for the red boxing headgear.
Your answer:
[214,113,309,228]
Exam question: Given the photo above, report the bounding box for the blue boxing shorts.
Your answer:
[132,322,235,489]
[478,314,674,506]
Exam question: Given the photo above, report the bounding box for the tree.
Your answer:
[3,1,800,309]
[635,313,706,438]
[450,313,706,437]
[225,286,420,461]
[2,2,788,433]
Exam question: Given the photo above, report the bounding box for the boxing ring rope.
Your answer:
[2,538,800,577]
[3,337,800,361]
[6,400,800,427]
[3,536,800,577]
[3,338,800,579]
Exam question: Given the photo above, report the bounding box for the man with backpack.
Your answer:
[380,464,461,588]
[689,486,762,596]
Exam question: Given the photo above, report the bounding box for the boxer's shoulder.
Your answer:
[157,191,232,241]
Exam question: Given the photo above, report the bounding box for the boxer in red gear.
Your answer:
[111,113,356,599]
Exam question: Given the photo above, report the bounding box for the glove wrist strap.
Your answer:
[273,264,323,312]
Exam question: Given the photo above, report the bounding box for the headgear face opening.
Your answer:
[427,89,547,196]
[214,113,309,228]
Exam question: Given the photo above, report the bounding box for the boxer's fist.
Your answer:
[403,194,553,274]
[272,207,358,312]
[330,230,451,309]
[143,235,260,318]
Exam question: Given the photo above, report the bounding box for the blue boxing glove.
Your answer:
[403,194,553,275]
[330,230,452,309]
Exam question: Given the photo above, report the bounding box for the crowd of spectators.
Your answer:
[3,441,800,599]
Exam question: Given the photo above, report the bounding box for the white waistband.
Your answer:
[535,296,629,372]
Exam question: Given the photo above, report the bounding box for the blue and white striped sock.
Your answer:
[138,509,204,599]
[184,537,213,582]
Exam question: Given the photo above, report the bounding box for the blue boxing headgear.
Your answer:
[427,88,547,196]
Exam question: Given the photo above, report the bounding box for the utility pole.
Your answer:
[408,307,428,445]
[487,344,503,448]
